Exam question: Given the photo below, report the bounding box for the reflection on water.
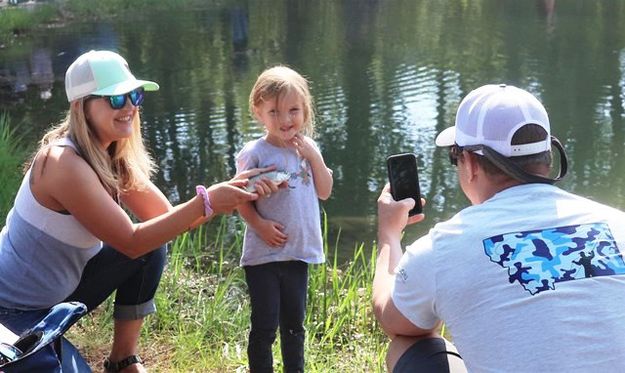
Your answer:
[1,0,625,258]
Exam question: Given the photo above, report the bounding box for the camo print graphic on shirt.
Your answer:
[483,223,625,295]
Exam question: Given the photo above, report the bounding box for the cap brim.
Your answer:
[92,79,159,96]
[435,126,456,147]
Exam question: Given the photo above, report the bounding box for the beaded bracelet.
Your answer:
[195,185,214,217]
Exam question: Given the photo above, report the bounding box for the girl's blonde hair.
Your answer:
[38,99,156,195]
[249,65,316,137]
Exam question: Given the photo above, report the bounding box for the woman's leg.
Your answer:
[109,319,144,365]
[244,263,281,373]
[64,244,167,371]
[278,261,308,373]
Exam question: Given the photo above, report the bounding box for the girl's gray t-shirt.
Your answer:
[236,137,325,266]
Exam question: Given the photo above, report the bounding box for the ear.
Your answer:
[74,100,89,120]
[252,105,261,121]
[463,152,480,183]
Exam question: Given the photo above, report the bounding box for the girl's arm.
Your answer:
[36,147,257,258]
[308,151,333,200]
[290,134,333,200]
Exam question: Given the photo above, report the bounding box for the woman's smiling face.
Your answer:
[84,93,139,149]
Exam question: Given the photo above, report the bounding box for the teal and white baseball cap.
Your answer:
[65,50,159,102]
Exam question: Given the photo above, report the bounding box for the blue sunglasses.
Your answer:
[87,88,145,110]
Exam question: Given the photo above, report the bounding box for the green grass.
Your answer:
[0,113,29,222]
[61,0,208,18]
[0,0,214,45]
[0,4,59,45]
[67,216,389,372]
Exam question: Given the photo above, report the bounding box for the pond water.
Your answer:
[1,0,625,258]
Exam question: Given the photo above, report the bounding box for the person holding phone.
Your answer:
[0,50,278,372]
[373,84,625,372]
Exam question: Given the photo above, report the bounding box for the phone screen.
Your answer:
[387,153,422,216]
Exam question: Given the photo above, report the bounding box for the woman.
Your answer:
[0,50,278,372]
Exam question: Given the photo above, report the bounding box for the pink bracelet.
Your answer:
[195,185,214,217]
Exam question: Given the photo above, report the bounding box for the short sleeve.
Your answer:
[391,234,440,330]
[235,142,259,173]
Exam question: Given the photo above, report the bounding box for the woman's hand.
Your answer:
[233,166,285,197]
[255,218,288,247]
[207,180,258,214]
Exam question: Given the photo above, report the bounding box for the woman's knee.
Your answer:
[113,244,168,308]
[140,244,167,272]
[148,243,167,262]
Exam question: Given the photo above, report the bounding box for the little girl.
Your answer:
[236,66,333,372]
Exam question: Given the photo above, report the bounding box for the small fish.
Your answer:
[245,170,291,192]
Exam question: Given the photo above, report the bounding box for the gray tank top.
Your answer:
[0,138,101,310]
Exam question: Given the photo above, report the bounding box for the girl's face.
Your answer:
[83,93,139,149]
[254,91,305,146]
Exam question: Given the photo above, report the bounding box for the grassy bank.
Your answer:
[67,217,389,372]
[0,113,29,220]
[0,0,212,46]
[0,3,58,46]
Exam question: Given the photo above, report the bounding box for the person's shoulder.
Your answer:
[304,135,320,148]
[236,138,266,170]
[427,204,488,248]
[36,145,97,183]
[565,190,625,218]
[404,231,436,258]
[238,137,265,154]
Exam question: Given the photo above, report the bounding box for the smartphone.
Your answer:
[386,153,422,216]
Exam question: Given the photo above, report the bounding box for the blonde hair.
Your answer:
[249,65,316,137]
[38,99,156,195]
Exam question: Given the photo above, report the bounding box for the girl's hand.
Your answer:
[256,219,288,247]
[288,134,333,200]
[288,133,317,160]
[207,181,258,214]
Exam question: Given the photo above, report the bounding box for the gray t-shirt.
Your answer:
[393,184,625,372]
[236,137,325,266]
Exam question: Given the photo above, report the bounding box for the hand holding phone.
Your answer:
[386,153,422,216]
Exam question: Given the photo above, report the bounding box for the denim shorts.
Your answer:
[63,243,167,320]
